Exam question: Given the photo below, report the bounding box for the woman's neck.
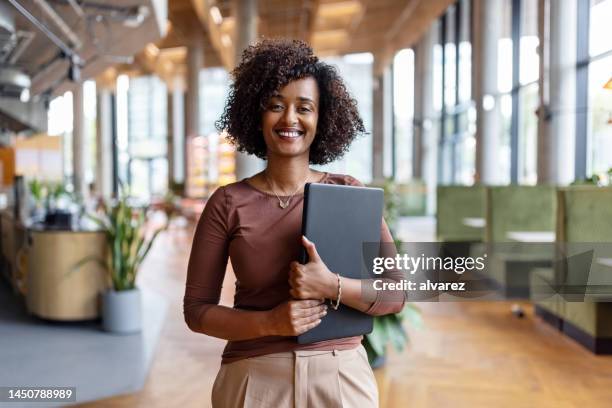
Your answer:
[264,155,315,191]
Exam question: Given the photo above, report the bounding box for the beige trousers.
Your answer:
[211,345,379,408]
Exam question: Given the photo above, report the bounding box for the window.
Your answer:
[586,0,612,177]
[393,49,414,182]
[517,0,539,184]
[319,53,374,183]
[127,76,168,198]
[436,0,474,185]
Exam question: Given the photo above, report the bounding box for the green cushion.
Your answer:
[486,186,556,242]
[531,267,565,318]
[436,186,485,242]
[549,188,612,339]
[562,187,612,242]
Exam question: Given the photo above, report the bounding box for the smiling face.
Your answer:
[261,77,320,161]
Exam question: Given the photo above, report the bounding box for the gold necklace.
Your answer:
[264,172,310,209]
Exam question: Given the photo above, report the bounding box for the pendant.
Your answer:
[279,200,289,209]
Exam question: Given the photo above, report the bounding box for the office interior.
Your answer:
[0,0,611,406]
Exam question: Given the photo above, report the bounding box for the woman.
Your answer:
[184,39,405,408]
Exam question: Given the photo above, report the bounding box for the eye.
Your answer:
[298,106,313,113]
[269,104,284,112]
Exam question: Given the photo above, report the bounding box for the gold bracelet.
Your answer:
[330,273,341,310]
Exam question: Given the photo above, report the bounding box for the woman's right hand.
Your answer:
[264,299,327,336]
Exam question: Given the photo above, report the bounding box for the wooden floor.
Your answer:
[78,227,612,408]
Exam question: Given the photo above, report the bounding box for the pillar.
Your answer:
[95,86,114,200]
[415,23,437,215]
[537,0,576,184]
[233,0,264,180]
[473,0,503,185]
[168,75,185,189]
[72,82,87,201]
[372,58,392,183]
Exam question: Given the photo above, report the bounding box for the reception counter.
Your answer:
[1,211,108,321]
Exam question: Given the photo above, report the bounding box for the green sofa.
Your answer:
[436,185,485,242]
[533,186,612,353]
[482,186,557,297]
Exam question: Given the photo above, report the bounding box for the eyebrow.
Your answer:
[270,94,317,104]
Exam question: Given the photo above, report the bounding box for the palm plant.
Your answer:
[362,177,423,367]
[87,189,166,291]
[363,303,422,366]
[28,179,46,203]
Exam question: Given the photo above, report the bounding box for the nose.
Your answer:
[281,105,298,126]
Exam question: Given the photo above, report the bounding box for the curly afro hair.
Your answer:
[215,38,365,165]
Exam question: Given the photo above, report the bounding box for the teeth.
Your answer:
[277,131,302,138]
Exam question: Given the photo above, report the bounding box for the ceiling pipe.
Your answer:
[7,0,78,60]
[66,0,85,18]
[8,31,35,64]
[30,0,82,49]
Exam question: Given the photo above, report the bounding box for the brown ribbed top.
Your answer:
[183,173,405,364]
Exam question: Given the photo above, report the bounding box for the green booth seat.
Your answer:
[481,186,557,297]
[484,185,556,243]
[436,185,485,242]
[397,180,427,216]
[533,186,612,354]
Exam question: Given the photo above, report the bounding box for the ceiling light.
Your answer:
[482,94,495,111]
[221,34,231,47]
[19,88,30,102]
[210,6,223,25]
[146,43,160,57]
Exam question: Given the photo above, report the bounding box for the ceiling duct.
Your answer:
[0,1,18,62]
[0,67,31,100]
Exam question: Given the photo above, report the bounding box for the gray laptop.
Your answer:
[297,182,384,344]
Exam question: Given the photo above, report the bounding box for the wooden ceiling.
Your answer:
[131,0,454,82]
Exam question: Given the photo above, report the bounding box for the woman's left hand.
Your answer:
[289,236,337,300]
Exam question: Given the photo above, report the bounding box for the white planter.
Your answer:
[102,288,142,334]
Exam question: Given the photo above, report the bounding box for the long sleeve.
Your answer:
[344,176,407,316]
[363,217,407,316]
[183,187,231,333]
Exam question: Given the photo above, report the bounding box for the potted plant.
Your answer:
[27,178,47,221]
[86,188,166,334]
[362,177,422,368]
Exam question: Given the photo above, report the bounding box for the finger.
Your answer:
[295,304,327,318]
[295,310,326,326]
[302,236,321,262]
[296,318,322,335]
[288,265,303,278]
[297,299,323,308]
[290,288,305,299]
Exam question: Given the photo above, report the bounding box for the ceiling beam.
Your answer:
[374,0,453,75]
[190,0,234,71]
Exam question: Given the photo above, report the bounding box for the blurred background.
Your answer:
[0,0,611,407]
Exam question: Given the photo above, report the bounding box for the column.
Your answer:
[72,82,87,201]
[537,0,576,184]
[233,0,264,180]
[95,85,114,200]
[168,75,185,191]
[372,72,384,182]
[473,0,502,185]
[415,23,437,215]
[186,38,202,142]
